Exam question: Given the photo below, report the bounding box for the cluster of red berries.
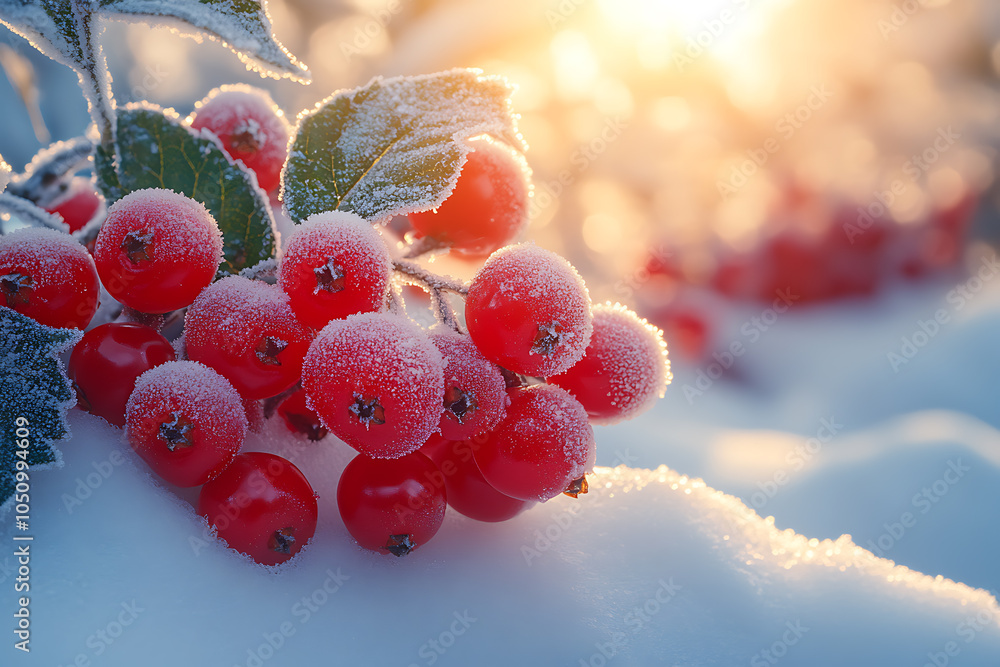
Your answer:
[1,85,671,565]
[642,186,977,361]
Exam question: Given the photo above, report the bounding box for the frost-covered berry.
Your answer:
[550,303,671,424]
[69,323,176,427]
[43,176,103,233]
[94,189,223,314]
[429,330,507,441]
[474,385,595,502]
[188,85,291,193]
[420,435,531,523]
[184,276,312,400]
[0,227,100,329]
[125,361,247,487]
[277,386,328,441]
[465,243,592,377]
[408,139,531,257]
[199,452,318,566]
[337,451,447,557]
[302,313,444,459]
[277,211,391,329]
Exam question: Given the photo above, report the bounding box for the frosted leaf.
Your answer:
[282,69,525,223]
[0,1,86,73]
[101,104,276,274]
[98,0,308,82]
[0,306,82,516]
[0,192,69,232]
[6,137,94,206]
[302,313,445,459]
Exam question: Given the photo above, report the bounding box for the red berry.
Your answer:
[94,189,222,314]
[474,385,595,502]
[0,227,100,329]
[430,330,507,441]
[408,139,530,257]
[199,452,318,566]
[125,361,247,487]
[184,275,313,400]
[337,451,446,556]
[188,85,291,193]
[421,435,532,523]
[465,244,592,377]
[550,303,671,424]
[302,313,444,459]
[277,211,392,329]
[277,386,328,441]
[69,323,176,426]
[44,176,103,233]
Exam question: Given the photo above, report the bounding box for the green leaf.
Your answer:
[283,69,525,223]
[107,104,277,275]
[97,0,307,82]
[0,307,82,516]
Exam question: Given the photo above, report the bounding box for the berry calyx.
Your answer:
[336,451,446,556]
[184,276,313,400]
[0,227,100,329]
[94,189,223,314]
[550,303,672,424]
[125,361,247,487]
[465,243,593,377]
[473,385,596,502]
[408,139,531,257]
[429,330,507,441]
[187,85,291,193]
[277,211,392,329]
[302,313,445,459]
[199,452,318,566]
[68,322,177,426]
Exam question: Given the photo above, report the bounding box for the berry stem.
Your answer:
[239,258,278,282]
[0,193,69,234]
[392,260,467,332]
[401,235,444,259]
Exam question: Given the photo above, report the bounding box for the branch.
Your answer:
[392,259,468,295]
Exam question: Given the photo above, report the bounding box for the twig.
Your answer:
[392,259,468,295]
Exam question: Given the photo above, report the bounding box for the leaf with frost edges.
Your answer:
[0,154,10,192]
[0,0,307,84]
[282,69,525,223]
[97,0,307,82]
[0,307,81,517]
